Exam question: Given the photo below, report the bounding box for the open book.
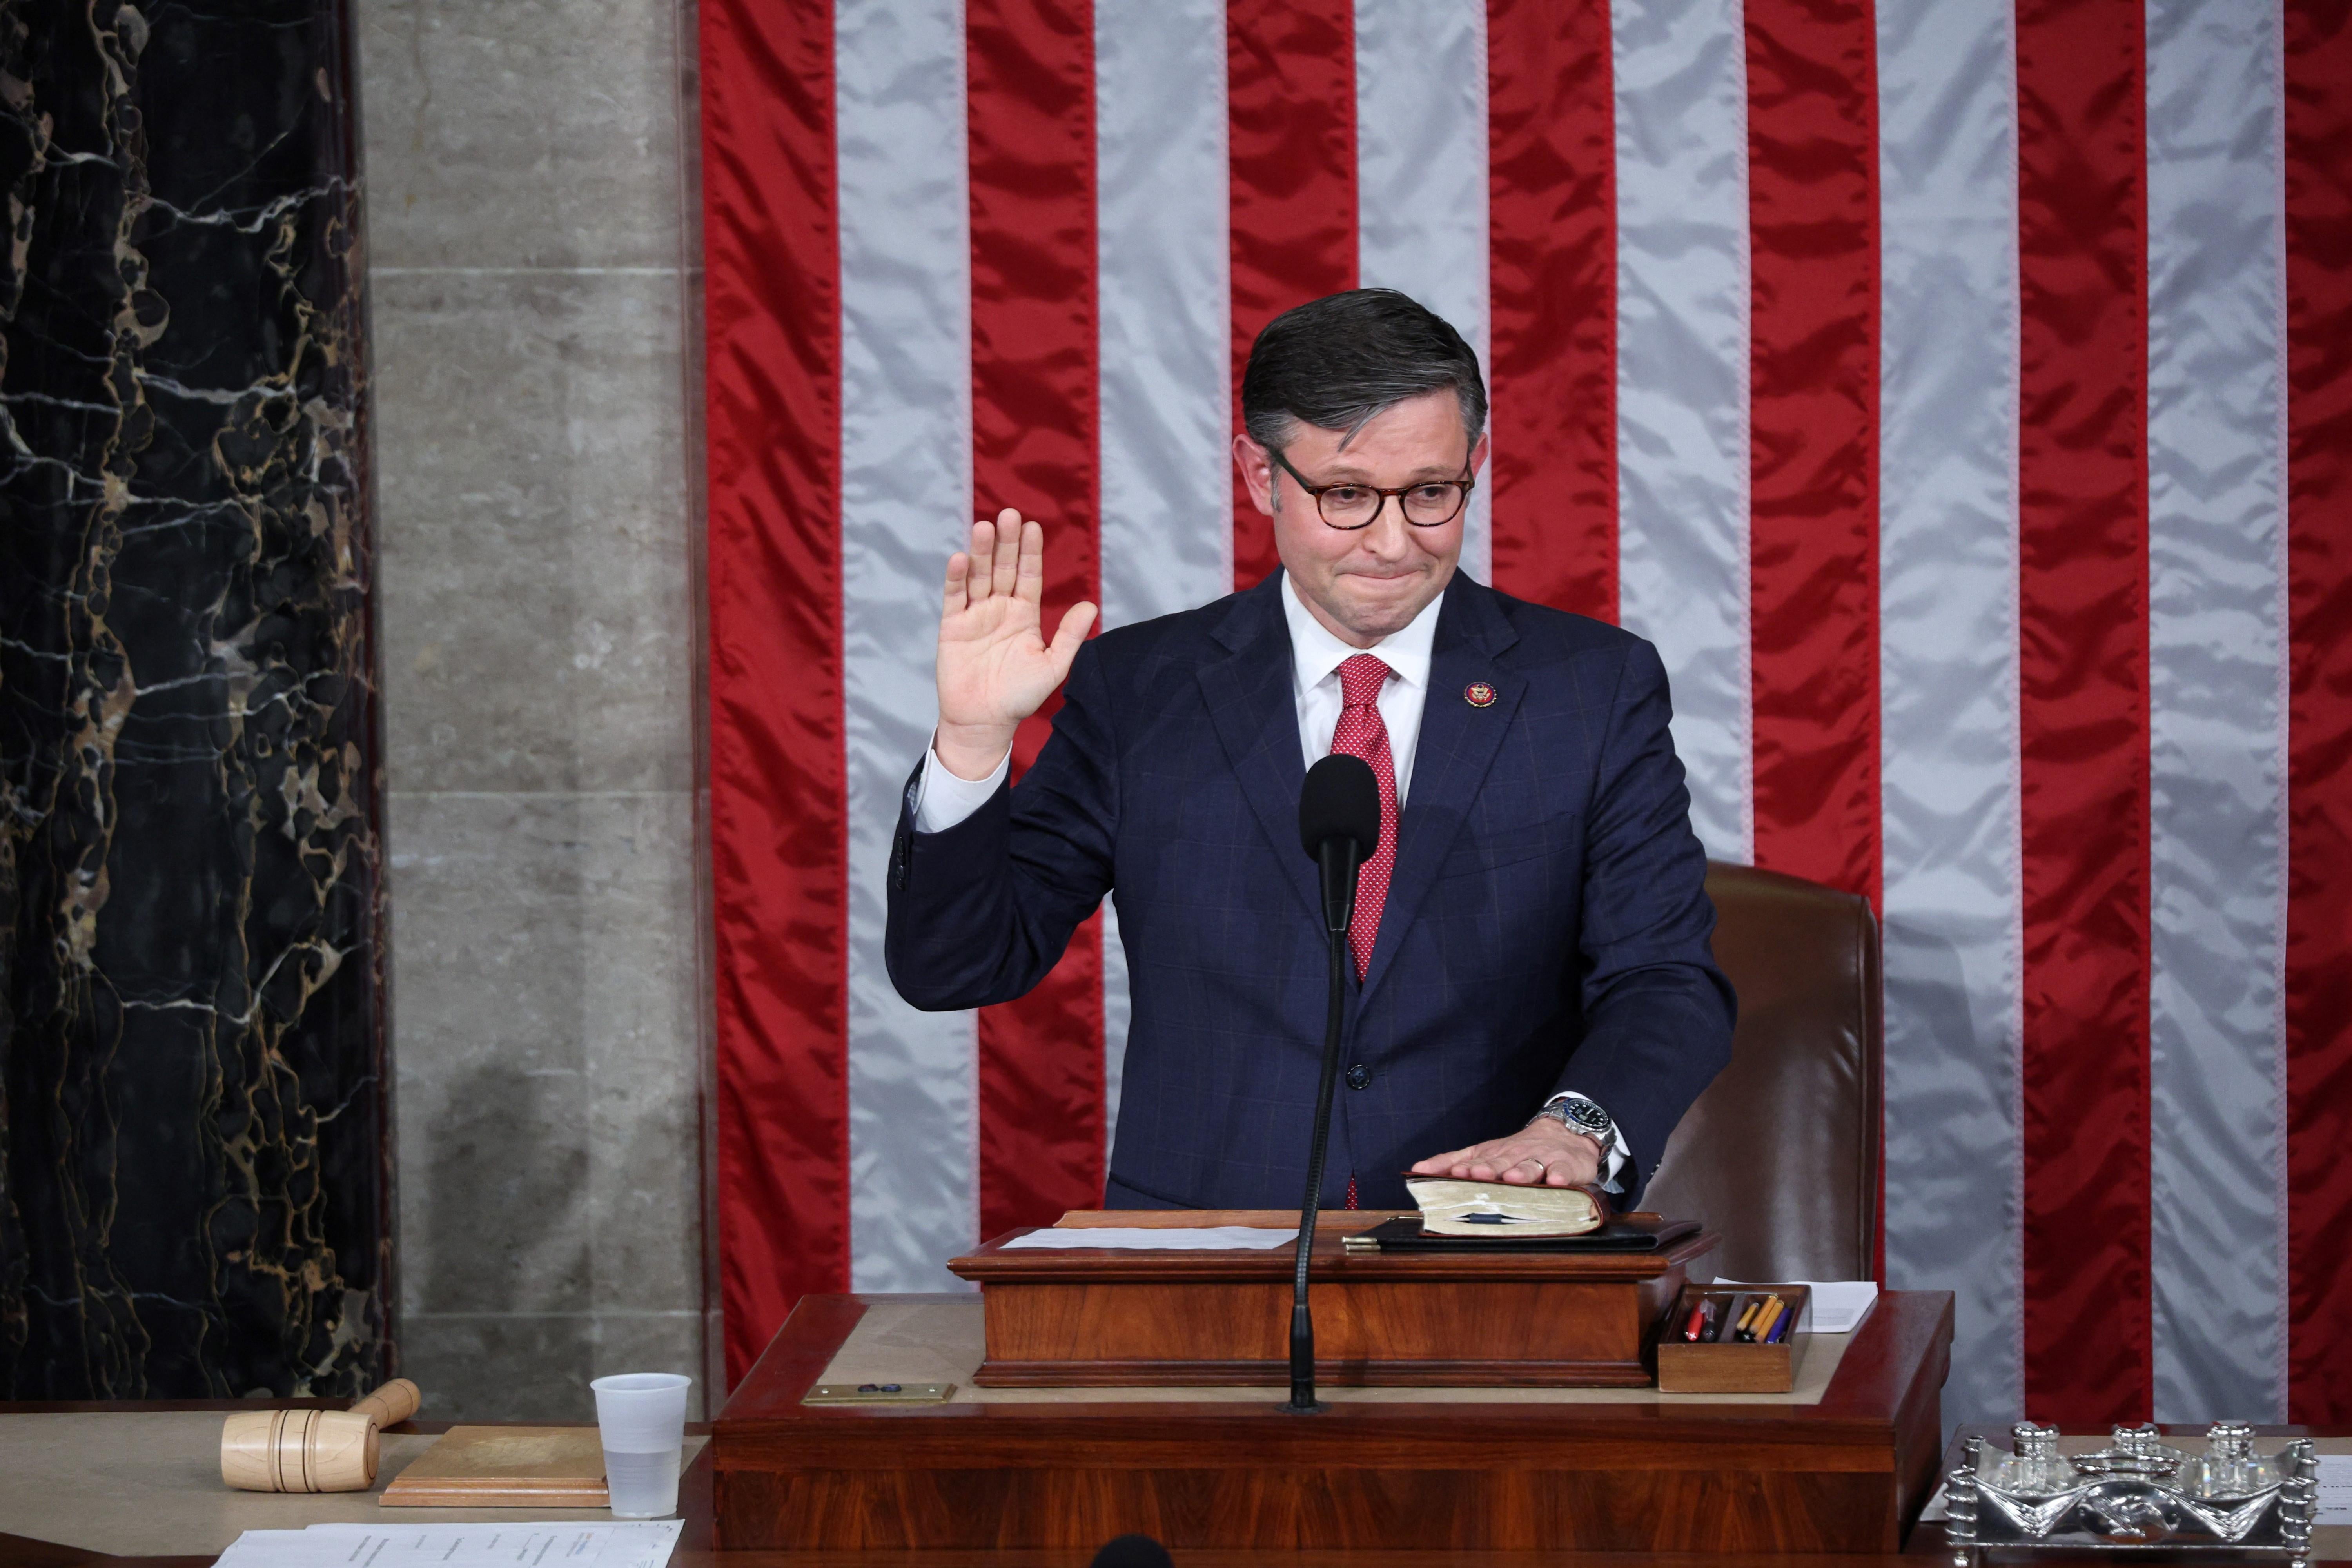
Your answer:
[1403,1175,1610,1238]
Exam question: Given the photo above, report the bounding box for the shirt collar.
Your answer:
[1280,570,1443,695]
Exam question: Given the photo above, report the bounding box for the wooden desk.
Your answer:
[0,1410,711,1561]
[709,1289,1956,1553]
[13,1392,2347,1566]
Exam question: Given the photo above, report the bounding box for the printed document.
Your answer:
[214,1520,682,1568]
[1000,1225,1298,1250]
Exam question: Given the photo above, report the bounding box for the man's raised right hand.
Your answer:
[933,508,1098,782]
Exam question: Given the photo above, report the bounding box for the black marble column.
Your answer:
[0,1,388,1397]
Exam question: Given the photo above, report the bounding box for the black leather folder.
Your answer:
[1359,1213,1702,1252]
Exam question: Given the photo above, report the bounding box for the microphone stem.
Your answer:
[1292,844,1353,1412]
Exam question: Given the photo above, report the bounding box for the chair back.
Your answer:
[1642,862,1882,1281]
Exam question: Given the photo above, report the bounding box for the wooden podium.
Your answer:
[947,1209,1709,1387]
[710,1212,1955,1553]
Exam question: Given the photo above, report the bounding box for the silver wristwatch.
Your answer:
[1532,1094,1615,1150]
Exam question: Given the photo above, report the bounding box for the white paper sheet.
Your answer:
[999,1225,1298,1250]
[2319,1453,2352,1523]
[214,1521,683,1568]
[1720,1279,1878,1334]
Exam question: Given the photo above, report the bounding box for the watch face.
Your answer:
[1564,1100,1611,1136]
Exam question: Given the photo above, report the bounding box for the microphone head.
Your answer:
[1089,1536,1174,1568]
[1299,752,1381,860]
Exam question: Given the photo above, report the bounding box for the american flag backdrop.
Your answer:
[698,0,2352,1430]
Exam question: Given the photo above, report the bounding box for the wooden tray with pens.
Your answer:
[1655,1282,1812,1393]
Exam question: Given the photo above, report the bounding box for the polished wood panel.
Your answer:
[978,1276,1676,1387]
[716,1463,1898,1553]
[951,1215,1713,1387]
[710,1289,1957,1553]
[0,1533,117,1568]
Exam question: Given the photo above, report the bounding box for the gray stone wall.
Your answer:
[358,0,708,1420]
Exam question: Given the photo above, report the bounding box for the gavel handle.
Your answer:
[348,1377,421,1428]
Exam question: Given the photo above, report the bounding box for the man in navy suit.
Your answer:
[887,289,1734,1211]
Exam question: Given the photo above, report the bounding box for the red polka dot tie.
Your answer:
[1329,653,1398,982]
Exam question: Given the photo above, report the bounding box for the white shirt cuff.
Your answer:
[1546,1092,1633,1194]
[913,743,1011,833]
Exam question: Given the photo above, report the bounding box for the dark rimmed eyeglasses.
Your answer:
[1268,447,1476,531]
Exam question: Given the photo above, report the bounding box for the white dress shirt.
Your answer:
[1276,570,1439,799]
[910,570,1629,1189]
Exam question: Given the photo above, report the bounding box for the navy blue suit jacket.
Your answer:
[885,572,1734,1211]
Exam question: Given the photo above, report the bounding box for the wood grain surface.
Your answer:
[710,1289,1959,1552]
[955,1221,1711,1387]
[378,1425,610,1508]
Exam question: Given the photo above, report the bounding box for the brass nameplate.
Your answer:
[803,1381,955,1405]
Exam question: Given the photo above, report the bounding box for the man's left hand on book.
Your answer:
[1409,1120,1603,1187]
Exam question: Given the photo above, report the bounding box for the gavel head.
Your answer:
[221,1408,379,1493]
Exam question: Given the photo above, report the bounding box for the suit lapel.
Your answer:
[1198,578,1320,926]
[1358,578,1524,998]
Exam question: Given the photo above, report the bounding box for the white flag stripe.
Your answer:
[1873,0,2026,1427]
[1610,0,1754,864]
[2144,0,2290,1424]
[1095,0,1233,1159]
[1354,0,1493,585]
[1096,0,1232,634]
[836,0,979,1293]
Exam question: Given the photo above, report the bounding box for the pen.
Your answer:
[1751,1295,1786,1343]
[1714,1297,1746,1341]
[1732,1298,1761,1341]
[1764,1305,1794,1344]
[1684,1301,1708,1342]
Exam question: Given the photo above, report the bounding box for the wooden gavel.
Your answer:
[221,1378,421,1493]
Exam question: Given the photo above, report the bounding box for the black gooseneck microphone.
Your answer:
[1289,752,1382,1412]
[1087,1534,1174,1568]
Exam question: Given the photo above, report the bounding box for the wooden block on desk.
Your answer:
[379,1426,608,1508]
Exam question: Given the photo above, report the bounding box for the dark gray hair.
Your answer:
[1240,288,1487,454]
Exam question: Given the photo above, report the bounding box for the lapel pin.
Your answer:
[1464,681,1497,708]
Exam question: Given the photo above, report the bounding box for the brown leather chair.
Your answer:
[1641,862,1882,1282]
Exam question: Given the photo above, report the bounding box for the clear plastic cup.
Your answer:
[589,1372,692,1519]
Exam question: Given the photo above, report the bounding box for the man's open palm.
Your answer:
[935,509,1097,780]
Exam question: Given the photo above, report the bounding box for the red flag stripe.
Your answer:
[1226,0,1358,590]
[700,0,849,1381]
[967,0,1109,1243]
[2284,0,2352,1427]
[2015,0,2154,1424]
[1484,0,1617,623]
[1744,0,1881,917]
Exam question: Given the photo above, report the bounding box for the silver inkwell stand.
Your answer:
[1945,1421,2319,1568]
